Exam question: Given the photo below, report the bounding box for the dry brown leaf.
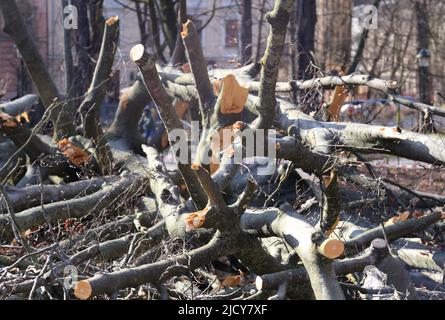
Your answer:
[221,275,242,288]
[58,139,90,166]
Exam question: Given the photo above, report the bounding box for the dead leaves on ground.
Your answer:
[220,270,248,288]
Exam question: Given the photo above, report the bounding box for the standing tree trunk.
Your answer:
[62,0,75,117]
[255,0,268,62]
[159,0,178,55]
[171,0,188,66]
[135,1,149,47]
[296,0,317,80]
[240,0,253,65]
[72,0,105,105]
[415,0,433,132]
[315,0,352,72]
[147,0,166,63]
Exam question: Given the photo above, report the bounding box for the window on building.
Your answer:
[225,20,239,48]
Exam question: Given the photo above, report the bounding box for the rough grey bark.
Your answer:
[78,17,119,175]
[255,0,294,130]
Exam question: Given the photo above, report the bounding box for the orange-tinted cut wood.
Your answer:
[74,280,92,300]
[219,74,248,114]
[318,239,344,259]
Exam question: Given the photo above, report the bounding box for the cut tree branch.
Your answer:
[79,16,120,175]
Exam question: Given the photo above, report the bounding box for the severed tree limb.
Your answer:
[181,20,216,122]
[107,77,150,152]
[131,46,207,210]
[382,178,445,206]
[170,0,188,66]
[141,145,188,237]
[158,66,445,120]
[256,238,416,299]
[344,211,444,256]
[79,17,119,175]
[0,117,53,163]
[0,0,75,139]
[0,254,40,270]
[73,213,286,299]
[255,0,294,130]
[318,170,340,234]
[0,173,147,240]
[394,240,445,273]
[6,228,166,295]
[1,176,118,214]
[231,177,257,212]
[337,216,445,273]
[191,164,227,210]
[0,95,38,117]
[58,214,136,249]
[180,21,251,172]
[374,251,418,299]
[7,234,139,294]
[240,204,345,299]
[0,114,84,184]
[291,74,445,119]
[277,102,445,166]
[74,231,227,299]
[333,238,390,276]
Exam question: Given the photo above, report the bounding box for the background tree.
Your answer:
[240,0,253,65]
[315,0,352,72]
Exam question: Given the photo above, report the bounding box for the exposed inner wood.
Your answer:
[74,280,93,300]
[218,75,249,114]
